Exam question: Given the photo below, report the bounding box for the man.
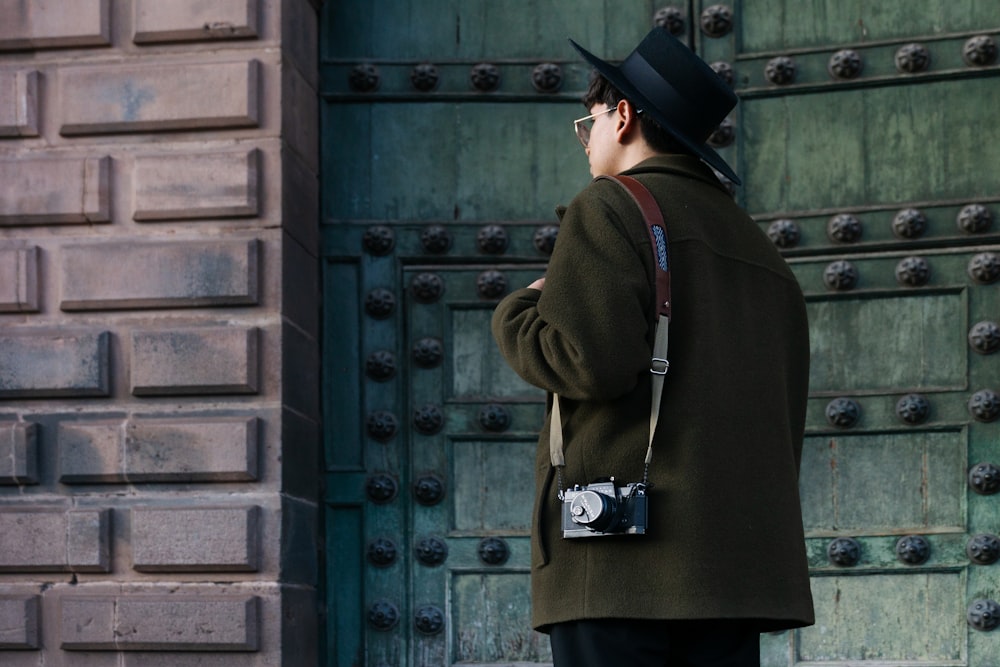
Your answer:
[490,27,815,666]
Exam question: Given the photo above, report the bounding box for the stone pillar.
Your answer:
[0,1,320,665]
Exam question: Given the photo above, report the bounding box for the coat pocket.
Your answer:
[532,465,556,569]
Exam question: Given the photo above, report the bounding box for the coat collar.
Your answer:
[621,155,732,194]
[556,154,730,220]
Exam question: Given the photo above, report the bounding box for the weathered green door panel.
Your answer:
[790,248,997,403]
[806,291,967,394]
[742,78,1000,216]
[402,263,546,665]
[323,103,589,222]
[799,431,966,534]
[327,504,366,666]
[449,307,538,400]
[782,245,998,665]
[799,574,967,664]
[322,0,657,61]
[740,0,999,52]
[450,438,535,533]
[322,213,551,665]
[324,259,366,471]
[452,571,550,663]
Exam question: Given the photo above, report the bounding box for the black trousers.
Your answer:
[549,619,760,667]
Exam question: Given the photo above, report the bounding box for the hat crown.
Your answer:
[570,27,741,184]
[626,28,736,140]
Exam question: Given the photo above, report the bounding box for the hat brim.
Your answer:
[570,38,740,186]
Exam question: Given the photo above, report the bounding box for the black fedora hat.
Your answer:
[570,27,740,185]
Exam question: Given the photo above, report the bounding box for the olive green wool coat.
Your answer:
[491,155,814,633]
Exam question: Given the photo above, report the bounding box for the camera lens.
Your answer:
[568,490,616,532]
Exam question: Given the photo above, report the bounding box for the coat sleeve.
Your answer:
[491,183,653,401]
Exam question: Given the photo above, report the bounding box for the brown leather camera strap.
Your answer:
[550,175,672,486]
[601,175,672,321]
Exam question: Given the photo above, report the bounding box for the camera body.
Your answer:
[560,477,648,538]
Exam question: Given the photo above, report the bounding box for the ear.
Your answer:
[613,99,643,144]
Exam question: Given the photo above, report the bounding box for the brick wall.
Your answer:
[0,1,321,665]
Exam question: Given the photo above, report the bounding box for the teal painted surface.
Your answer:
[742,79,1000,215]
[322,0,1000,663]
[322,102,590,222]
[799,432,966,534]
[740,0,1000,52]
[323,260,364,470]
[807,292,966,393]
[800,574,966,663]
[322,0,655,61]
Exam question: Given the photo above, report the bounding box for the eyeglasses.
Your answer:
[573,107,614,148]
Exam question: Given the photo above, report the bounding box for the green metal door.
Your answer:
[321,2,1000,665]
[708,2,1000,665]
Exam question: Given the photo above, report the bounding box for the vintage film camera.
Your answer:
[560,477,648,538]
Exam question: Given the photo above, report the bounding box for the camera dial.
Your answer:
[569,489,618,532]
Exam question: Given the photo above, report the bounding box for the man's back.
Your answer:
[494,155,814,632]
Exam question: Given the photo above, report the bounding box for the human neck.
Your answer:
[613,143,663,174]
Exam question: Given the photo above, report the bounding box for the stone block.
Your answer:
[131,327,259,396]
[59,597,114,648]
[59,60,260,135]
[0,422,38,485]
[126,417,258,482]
[58,420,121,483]
[133,149,260,221]
[132,506,259,572]
[134,0,259,44]
[0,331,110,398]
[0,595,39,649]
[0,246,39,312]
[61,239,259,310]
[61,595,259,650]
[0,509,110,572]
[0,156,110,225]
[59,416,259,483]
[0,70,39,137]
[0,0,110,50]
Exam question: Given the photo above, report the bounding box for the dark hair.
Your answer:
[582,71,692,156]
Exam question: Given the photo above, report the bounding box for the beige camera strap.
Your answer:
[549,175,672,486]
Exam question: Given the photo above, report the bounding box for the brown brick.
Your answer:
[133,0,259,44]
[0,156,110,225]
[131,327,259,396]
[59,60,260,135]
[0,595,39,649]
[0,69,39,137]
[59,416,258,483]
[0,422,38,485]
[0,509,110,572]
[60,595,259,650]
[61,239,259,310]
[134,149,260,221]
[132,506,259,572]
[0,331,110,398]
[0,246,39,312]
[0,0,110,50]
